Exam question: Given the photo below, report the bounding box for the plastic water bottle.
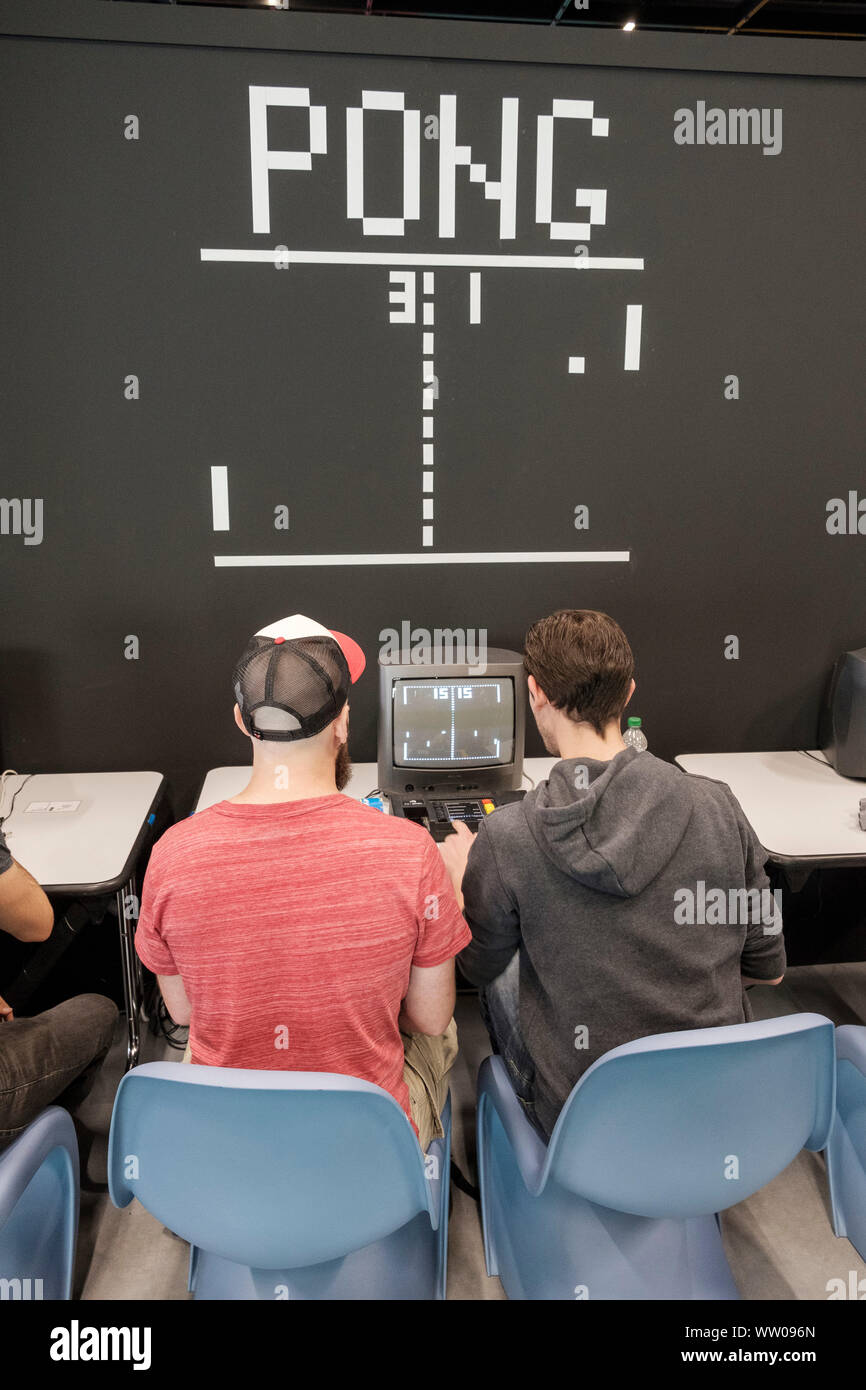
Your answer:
[623,716,647,751]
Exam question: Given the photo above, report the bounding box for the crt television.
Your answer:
[377,649,526,797]
[819,646,866,779]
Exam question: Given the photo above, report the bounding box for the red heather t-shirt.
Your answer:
[135,795,471,1134]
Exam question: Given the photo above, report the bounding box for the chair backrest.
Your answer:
[541,1014,835,1218]
[0,1106,79,1301]
[108,1063,433,1268]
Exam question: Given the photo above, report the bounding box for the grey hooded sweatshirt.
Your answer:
[459,746,786,1139]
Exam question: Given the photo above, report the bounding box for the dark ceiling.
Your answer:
[112,0,866,40]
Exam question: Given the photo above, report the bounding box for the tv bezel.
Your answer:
[377,649,527,796]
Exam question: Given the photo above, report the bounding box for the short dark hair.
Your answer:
[523,610,634,734]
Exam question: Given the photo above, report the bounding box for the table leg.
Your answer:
[129,872,145,1008]
[116,878,141,1070]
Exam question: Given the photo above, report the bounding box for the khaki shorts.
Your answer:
[181,1016,459,1152]
[401,1016,459,1150]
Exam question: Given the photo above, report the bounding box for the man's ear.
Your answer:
[233,703,250,737]
[334,702,350,743]
[527,675,547,711]
[623,679,636,709]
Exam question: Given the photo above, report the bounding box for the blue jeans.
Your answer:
[478,953,547,1142]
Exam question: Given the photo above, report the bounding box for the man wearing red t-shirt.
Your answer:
[135,615,470,1148]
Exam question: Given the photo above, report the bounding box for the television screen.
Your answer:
[393,678,515,768]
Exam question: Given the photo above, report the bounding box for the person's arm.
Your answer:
[158,973,191,1027]
[438,820,473,912]
[728,790,787,988]
[0,839,54,1023]
[447,820,521,988]
[135,842,189,1022]
[401,835,472,1034]
[399,959,456,1036]
[0,855,54,943]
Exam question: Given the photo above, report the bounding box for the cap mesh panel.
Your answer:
[232,635,350,740]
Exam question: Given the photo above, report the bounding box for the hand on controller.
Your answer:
[437,818,476,910]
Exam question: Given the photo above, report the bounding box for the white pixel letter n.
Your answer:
[438,95,518,239]
[249,86,327,235]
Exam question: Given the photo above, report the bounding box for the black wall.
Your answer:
[1,2,865,813]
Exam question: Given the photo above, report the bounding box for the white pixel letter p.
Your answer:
[249,86,327,235]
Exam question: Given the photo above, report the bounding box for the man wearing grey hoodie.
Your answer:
[439,610,786,1142]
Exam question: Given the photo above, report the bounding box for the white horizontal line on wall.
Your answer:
[200,248,644,271]
[213,551,631,566]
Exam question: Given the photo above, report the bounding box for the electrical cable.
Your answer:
[0,771,33,829]
[799,750,829,766]
[450,1159,480,1202]
[147,993,189,1050]
[158,1001,189,1050]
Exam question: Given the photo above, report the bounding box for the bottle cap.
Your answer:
[627,717,642,728]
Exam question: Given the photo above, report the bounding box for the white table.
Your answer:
[195,759,559,813]
[0,771,166,1068]
[674,751,866,876]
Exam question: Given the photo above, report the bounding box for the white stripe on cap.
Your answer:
[255,615,332,642]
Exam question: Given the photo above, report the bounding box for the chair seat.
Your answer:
[827,1025,866,1262]
[109,1063,451,1300]
[477,1014,835,1301]
[0,1107,79,1302]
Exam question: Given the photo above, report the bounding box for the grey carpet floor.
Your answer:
[71,963,866,1300]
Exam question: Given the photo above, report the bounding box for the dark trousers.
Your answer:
[478,953,548,1142]
[0,994,118,1151]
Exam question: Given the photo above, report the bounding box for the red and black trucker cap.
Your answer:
[233,615,366,742]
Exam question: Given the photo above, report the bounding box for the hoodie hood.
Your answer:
[523,747,694,897]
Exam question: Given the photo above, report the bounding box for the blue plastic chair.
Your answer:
[0,1106,80,1301]
[108,1063,450,1299]
[827,1024,866,1262]
[477,1013,835,1300]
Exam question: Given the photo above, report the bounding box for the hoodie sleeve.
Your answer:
[457,819,521,986]
[726,790,787,982]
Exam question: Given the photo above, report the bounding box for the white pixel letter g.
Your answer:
[536,99,609,241]
[249,86,327,235]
